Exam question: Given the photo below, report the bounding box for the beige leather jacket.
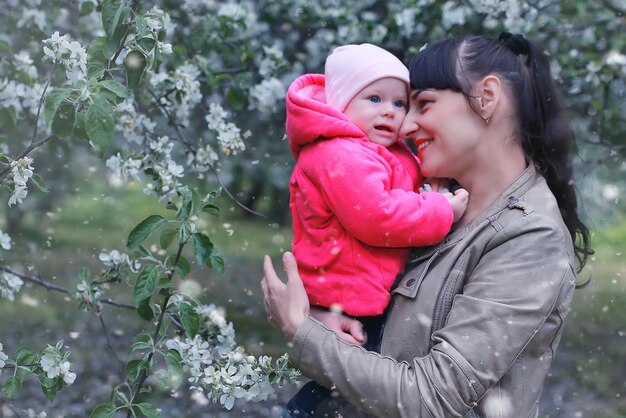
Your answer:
[290,164,577,418]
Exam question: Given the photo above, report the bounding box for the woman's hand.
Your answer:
[261,252,310,341]
[310,307,366,345]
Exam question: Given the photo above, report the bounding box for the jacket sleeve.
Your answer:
[298,139,453,248]
[289,214,576,417]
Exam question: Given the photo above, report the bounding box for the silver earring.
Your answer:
[482,113,490,124]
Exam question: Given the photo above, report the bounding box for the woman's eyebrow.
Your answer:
[411,89,426,100]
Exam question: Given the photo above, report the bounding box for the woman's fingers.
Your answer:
[341,316,365,344]
[260,253,309,341]
[263,254,284,288]
[283,252,307,295]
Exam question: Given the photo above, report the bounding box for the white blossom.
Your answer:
[0,271,23,301]
[14,51,39,80]
[441,1,468,29]
[12,156,34,186]
[99,249,141,272]
[150,63,202,126]
[8,186,28,207]
[42,32,87,83]
[17,9,47,31]
[0,230,11,250]
[39,350,75,385]
[106,153,144,183]
[115,100,156,144]
[0,343,8,371]
[164,300,298,411]
[605,50,626,69]
[248,77,285,115]
[257,44,286,77]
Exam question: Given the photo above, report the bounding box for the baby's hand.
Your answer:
[445,188,469,223]
[424,177,450,194]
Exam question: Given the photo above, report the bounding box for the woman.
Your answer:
[262,33,592,418]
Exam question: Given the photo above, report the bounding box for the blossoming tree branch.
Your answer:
[0,0,624,416]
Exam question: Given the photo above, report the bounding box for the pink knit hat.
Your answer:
[325,43,409,112]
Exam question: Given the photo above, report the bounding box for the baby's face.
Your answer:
[343,77,408,148]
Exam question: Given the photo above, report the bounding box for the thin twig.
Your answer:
[1,363,39,369]
[92,276,122,286]
[31,65,56,145]
[0,62,58,183]
[208,163,267,218]
[97,309,124,365]
[145,84,195,151]
[0,265,135,310]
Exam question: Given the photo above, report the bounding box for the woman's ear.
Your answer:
[476,75,501,120]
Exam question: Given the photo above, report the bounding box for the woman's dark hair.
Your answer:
[409,33,592,272]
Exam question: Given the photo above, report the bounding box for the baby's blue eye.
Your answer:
[394,100,406,108]
[369,95,381,103]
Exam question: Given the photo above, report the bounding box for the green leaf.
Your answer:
[87,36,109,78]
[80,0,95,15]
[138,36,157,53]
[28,174,49,193]
[86,98,115,155]
[134,265,157,306]
[125,359,146,381]
[44,87,72,124]
[137,297,154,321]
[174,255,191,279]
[201,204,220,217]
[38,373,57,389]
[105,20,129,59]
[0,154,10,165]
[79,267,91,281]
[90,404,116,418]
[165,351,184,390]
[15,347,34,364]
[190,187,202,215]
[210,247,225,274]
[41,379,61,401]
[156,276,171,290]
[176,200,193,220]
[2,376,21,399]
[159,228,177,250]
[100,79,128,99]
[192,233,213,266]
[204,187,222,201]
[0,107,15,129]
[73,109,89,141]
[130,333,154,352]
[102,0,124,38]
[52,101,76,137]
[179,302,199,338]
[127,215,166,249]
[0,39,10,53]
[136,402,161,418]
[226,87,247,110]
[124,50,147,89]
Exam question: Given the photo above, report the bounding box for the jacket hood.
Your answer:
[286,73,366,159]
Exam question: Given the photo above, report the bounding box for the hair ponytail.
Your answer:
[518,37,592,272]
[410,34,593,271]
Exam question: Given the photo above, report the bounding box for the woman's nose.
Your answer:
[399,116,419,139]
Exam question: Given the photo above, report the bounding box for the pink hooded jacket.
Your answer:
[287,74,453,316]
